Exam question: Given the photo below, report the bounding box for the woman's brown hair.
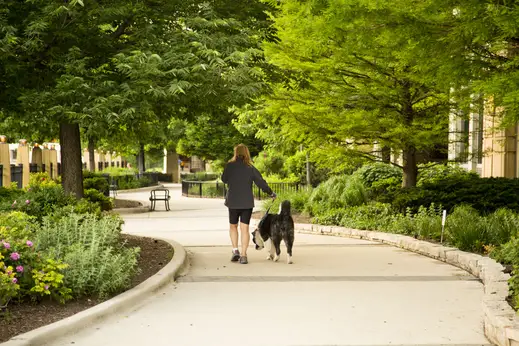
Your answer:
[229,143,252,166]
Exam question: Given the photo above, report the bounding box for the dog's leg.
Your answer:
[266,239,274,260]
[284,233,294,264]
[272,236,282,262]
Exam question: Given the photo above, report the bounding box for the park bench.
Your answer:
[109,179,118,198]
[149,187,171,211]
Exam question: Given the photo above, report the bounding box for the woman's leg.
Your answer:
[238,209,253,263]
[228,209,240,261]
[230,223,239,249]
[239,222,250,257]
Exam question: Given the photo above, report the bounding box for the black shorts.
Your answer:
[228,208,253,225]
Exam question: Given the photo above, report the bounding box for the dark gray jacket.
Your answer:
[221,158,274,209]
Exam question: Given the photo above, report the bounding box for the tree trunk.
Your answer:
[60,123,84,198]
[402,146,418,188]
[381,146,391,163]
[88,136,96,172]
[137,143,145,174]
[401,81,417,188]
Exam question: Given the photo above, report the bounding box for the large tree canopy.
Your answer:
[237,0,453,187]
[0,0,277,195]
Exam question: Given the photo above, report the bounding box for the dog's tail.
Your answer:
[279,200,292,216]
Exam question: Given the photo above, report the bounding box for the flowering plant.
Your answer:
[0,252,20,308]
[0,236,71,306]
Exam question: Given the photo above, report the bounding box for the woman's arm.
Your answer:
[221,164,228,183]
[252,166,275,197]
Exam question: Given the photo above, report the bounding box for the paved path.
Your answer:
[48,184,490,346]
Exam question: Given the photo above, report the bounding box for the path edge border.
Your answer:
[113,206,150,214]
[251,218,518,346]
[1,238,188,346]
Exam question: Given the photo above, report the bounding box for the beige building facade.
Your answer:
[449,96,519,178]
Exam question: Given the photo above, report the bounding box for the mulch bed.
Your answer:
[114,199,143,208]
[251,211,313,224]
[0,234,173,343]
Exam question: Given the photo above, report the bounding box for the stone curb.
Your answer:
[113,206,150,215]
[1,238,188,346]
[252,219,518,346]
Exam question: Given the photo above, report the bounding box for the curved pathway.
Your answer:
[48,184,490,346]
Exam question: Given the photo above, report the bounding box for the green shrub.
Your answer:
[386,211,417,235]
[261,189,313,215]
[387,176,519,214]
[28,172,59,190]
[3,185,76,221]
[83,177,109,195]
[370,176,402,198]
[445,205,489,253]
[34,212,138,299]
[410,204,443,241]
[353,162,402,187]
[0,211,37,240]
[417,164,478,187]
[485,208,519,246]
[115,175,153,190]
[308,175,367,216]
[337,202,394,230]
[83,189,113,211]
[489,237,519,309]
[0,185,24,202]
[100,167,138,176]
[312,208,350,226]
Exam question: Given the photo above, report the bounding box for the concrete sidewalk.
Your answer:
[46,185,490,346]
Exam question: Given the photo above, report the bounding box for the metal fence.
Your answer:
[181,181,308,199]
[180,172,220,182]
[11,164,23,188]
[0,165,2,187]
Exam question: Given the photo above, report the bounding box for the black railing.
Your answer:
[0,164,3,187]
[11,164,23,189]
[181,181,308,199]
[58,162,61,175]
[180,172,219,182]
[50,163,54,179]
[42,164,46,173]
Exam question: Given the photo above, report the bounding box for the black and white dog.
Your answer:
[252,200,295,264]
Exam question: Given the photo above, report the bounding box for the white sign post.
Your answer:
[440,210,447,243]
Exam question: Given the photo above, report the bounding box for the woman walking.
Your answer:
[221,144,276,264]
